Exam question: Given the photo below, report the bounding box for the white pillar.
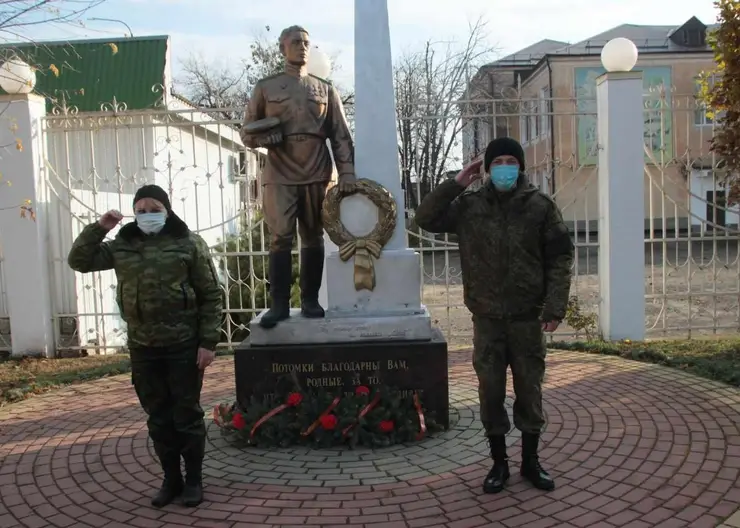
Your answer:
[0,94,55,357]
[596,72,645,341]
[320,0,423,317]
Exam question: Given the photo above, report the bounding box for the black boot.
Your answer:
[520,432,555,491]
[259,250,292,328]
[483,435,510,494]
[300,247,325,318]
[181,436,205,507]
[151,443,183,508]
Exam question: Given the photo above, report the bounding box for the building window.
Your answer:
[520,113,528,144]
[695,105,713,126]
[694,80,712,126]
[227,155,240,184]
[695,77,723,126]
[529,100,539,140]
[479,119,490,150]
[539,87,549,137]
[471,118,480,157]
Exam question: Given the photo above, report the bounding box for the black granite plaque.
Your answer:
[234,328,449,429]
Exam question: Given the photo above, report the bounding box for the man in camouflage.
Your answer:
[241,24,355,329]
[415,137,574,494]
[68,184,223,508]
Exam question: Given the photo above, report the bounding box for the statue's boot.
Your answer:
[259,250,292,329]
[300,247,326,318]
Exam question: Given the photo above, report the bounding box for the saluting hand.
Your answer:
[454,157,483,188]
[98,210,123,231]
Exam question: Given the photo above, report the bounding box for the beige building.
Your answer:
[462,17,722,233]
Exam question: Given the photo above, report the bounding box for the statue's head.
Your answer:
[279,25,310,66]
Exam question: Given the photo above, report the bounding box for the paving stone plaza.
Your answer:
[3,350,740,527]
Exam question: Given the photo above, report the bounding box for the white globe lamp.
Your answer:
[600,38,639,73]
[307,47,332,79]
[0,58,36,94]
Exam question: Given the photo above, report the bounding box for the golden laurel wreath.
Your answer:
[322,178,397,291]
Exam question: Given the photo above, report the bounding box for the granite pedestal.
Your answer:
[249,307,433,345]
[235,313,449,429]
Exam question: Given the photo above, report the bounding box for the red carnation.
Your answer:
[379,420,394,433]
[286,392,303,407]
[231,412,246,430]
[319,414,338,431]
[356,386,370,396]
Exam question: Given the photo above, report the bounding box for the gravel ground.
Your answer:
[420,242,740,348]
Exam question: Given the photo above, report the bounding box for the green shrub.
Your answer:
[215,213,300,345]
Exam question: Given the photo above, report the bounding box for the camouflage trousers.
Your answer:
[130,339,206,469]
[472,316,546,436]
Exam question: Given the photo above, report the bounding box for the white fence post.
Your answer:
[596,71,646,341]
[0,94,55,357]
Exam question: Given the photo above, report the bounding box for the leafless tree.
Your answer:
[0,1,114,91]
[177,55,253,122]
[0,0,107,45]
[395,17,496,209]
[176,25,354,126]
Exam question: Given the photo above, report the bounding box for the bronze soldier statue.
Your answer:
[241,25,355,329]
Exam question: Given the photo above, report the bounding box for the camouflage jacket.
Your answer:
[67,215,223,350]
[414,177,574,321]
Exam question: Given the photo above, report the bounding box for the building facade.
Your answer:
[462,17,722,233]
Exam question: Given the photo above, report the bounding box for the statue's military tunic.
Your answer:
[241,65,355,252]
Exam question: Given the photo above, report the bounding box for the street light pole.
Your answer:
[88,17,134,37]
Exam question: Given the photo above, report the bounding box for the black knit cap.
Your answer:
[133,184,172,212]
[484,137,526,172]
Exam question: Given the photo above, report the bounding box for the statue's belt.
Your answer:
[283,133,326,142]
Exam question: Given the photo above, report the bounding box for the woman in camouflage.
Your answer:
[68,184,223,508]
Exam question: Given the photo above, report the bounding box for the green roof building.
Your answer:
[0,35,170,112]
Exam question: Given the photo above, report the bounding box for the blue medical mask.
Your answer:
[136,212,167,235]
[489,165,519,192]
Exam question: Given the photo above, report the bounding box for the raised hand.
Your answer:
[454,157,484,188]
[98,210,124,231]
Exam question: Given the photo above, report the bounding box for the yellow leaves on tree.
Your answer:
[49,64,60,77]
[107,43,118,55]
[702,0,740,204]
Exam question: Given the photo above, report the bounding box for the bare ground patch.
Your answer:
[422,265,740,348]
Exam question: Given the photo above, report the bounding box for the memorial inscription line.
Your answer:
[271,360,410,374]
[269,360,413,390]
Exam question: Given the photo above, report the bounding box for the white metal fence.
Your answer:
[36,90,738,355]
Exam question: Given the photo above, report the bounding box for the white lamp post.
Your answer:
[0,58,36,95]
[595,36,645,341]
[307,47,332,79]
[600,37,639,72]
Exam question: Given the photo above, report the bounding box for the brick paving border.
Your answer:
[2,350,740,527]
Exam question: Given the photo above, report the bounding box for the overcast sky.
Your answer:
[21,0,720,87]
